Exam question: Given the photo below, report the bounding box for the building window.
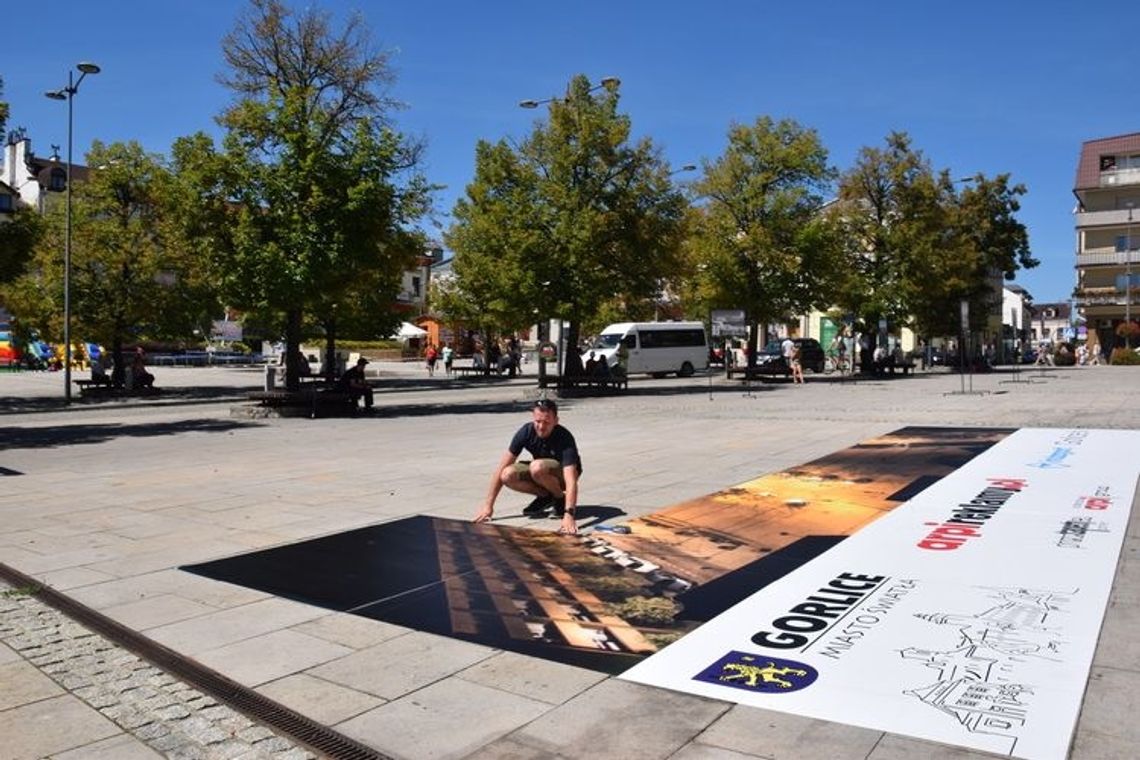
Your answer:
[1101,155,1117,171]
[1115,273,1140,291]
[1116,235,1138,252]
[0,194,12,212]
[411,276,421,297]
[49,168,66,192]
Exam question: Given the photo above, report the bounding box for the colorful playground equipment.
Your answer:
[0,321,19,368]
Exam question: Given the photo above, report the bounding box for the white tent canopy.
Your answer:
[390,321,427,340]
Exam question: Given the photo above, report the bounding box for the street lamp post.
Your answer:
[518,76,621,109]
[45,62,100,404]
[519,76,621,384]
[1126,201,1135,346]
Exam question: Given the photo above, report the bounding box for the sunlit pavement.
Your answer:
[2,362,1138,759]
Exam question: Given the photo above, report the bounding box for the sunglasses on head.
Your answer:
[534,399,558,413]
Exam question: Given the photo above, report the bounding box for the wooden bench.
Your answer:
[727,365,775,380]
[74,380,160,399]
[539,375,629,394]
[876,360,916,377]
[248,388,359,417]
[451,365,495,378]
[74,379,113,394]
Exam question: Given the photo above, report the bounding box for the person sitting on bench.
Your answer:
[336,356,373,410]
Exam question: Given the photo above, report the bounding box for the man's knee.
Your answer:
[528,459,563,487]
[500,465,527,489]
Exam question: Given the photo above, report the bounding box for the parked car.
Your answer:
[750,338,826,376]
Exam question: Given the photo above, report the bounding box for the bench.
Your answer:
[74,379,113,397]
[726,365,789,381]
[74,380,160,399]
[874,360,916,377]
[248,388,359,417]
[451,365,496,378]
[539,374,629,395]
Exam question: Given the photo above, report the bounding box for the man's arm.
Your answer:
[474,449,517,523]
[559,464,580,535]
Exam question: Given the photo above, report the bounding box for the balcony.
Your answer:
[1073,286,1137,307]
[1100,167,1140,187]
[1077,250,1140,267]
[1075,208,1138,228]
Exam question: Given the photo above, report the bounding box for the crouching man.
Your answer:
[473,399,581,534]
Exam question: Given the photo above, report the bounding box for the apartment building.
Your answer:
[1073,132,1140,353]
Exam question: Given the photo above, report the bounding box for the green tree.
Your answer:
[0,207,45,286]
[173,0,431,389]
[2,141,211,377]
[685,117,843,362]
[833,132,936,340]
[835,133,1034,352]
[0,78,45,286]
[446,75,687,375]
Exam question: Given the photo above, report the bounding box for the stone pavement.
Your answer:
[1,361,1139,759]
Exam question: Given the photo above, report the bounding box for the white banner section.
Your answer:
[620,428,1139,759]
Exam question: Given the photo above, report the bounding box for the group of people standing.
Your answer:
[427,337,523,377]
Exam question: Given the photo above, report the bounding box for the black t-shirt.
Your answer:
[509,423,582,473]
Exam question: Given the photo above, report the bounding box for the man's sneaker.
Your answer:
[523,495,553,516]
[550,496,567,518]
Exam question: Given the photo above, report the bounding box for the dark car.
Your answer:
[751,338,826,376]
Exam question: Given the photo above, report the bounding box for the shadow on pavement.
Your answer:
[0,418,261,450]
[0,386,256,416]
[371,399,533,419]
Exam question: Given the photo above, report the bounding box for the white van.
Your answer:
[583,322,708,377]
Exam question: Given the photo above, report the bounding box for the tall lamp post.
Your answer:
[519,76,621,383]
[46,62,101,404]
[1126,201,1135,347]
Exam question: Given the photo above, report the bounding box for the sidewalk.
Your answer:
[2,364,1138,759]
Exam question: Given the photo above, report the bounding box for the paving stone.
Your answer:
[695,705,881,759]
[0,582,310,758]
[0,658,65,709]
[337,676,550,759]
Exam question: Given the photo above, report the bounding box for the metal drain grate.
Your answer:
[0,562,390,760]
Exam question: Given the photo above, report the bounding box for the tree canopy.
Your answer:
[445,74,688,373]
[1,141,213,373]
[0,77,44,287]
[835,132,1035,341]
[683,117,844,358]
[172,0,432,387]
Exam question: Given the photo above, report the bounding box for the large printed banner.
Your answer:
[621,428,1139,759]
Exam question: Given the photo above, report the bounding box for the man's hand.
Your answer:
[558,511,577,535]
[473,504,494,524]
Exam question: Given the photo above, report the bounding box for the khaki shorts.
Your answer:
[509,459,565,488]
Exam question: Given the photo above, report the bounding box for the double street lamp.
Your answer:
[45,62,100,404]
[518,76,621,109]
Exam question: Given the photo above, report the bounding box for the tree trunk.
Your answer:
[323,317,337,383]
[285,309,303,391]
[746,319,759,368]
[111,333,125,388]
[563,320,584,376]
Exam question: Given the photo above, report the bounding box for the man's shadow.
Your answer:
[545,504,627,529]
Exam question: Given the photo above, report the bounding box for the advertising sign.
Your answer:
[621,428,1139,759]
[711,309,748,338]
[211,319,243,342]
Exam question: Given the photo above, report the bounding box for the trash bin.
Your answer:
[264,363,276,391]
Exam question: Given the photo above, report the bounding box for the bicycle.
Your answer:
[824,351,850,375]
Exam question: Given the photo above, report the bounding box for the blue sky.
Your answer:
[3,1,1137,303]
